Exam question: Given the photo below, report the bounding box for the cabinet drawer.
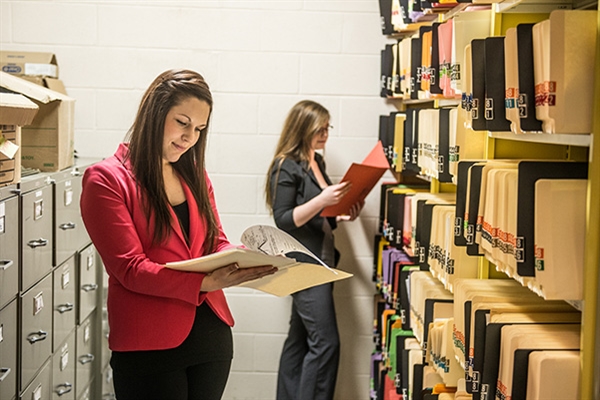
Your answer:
[0,299,17,400]
[20,273,53,391]
[53,258,77,351]
[75,313,96,399]
[0,190,19,309]
[78,245,98,324]
[54,175,88,267]
[19,359,51,400]
[20,184,53,291]
[52,330,76,400]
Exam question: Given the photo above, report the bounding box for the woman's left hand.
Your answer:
[336,200,364,222]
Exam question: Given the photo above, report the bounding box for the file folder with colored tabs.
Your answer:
[400,266,419,330]
[532,19,551,133]
[496,324,580,400]
[451,9,492,95]
[504,27,522,135]
[478,312,580,400]
[392,41,401,95]
[409,193,453,255]
[484,37,512,132]
[409,271,452,345]
[437,107,454,183]
[451,278,523,366]
[533,179,587,300]
[381,44,395,97]
[401,37,413,98]
[450,107,487,179]
[321,141,390,217]
[379,0,395,34]
[421,30,433,94]
[411,36,423,100]
[404,108,421,174]
[458,290,544,379]
[430,23,443,96]
[526,350,580,400]
[470,39,487,131]
[394,113,407,172]
[438,19,454,97]
[398,337,421,396]
[547,10,598,134]
[379,114,394,167]
[475,161,518,246]
[516,23,543,132]
[416,197,456,270]
[454,160,481,247]
[462,43,473,128]
[469,308,579,395]
[418,109,440,179]
[464,162,486,256]
[515,161,588,277]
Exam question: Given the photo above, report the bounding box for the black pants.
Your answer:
[112,359,232,400]
[111,303,233,400]
[277,283,340,400]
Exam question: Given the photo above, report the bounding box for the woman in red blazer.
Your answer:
[80,69,276,400]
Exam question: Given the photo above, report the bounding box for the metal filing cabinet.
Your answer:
[52,330,76,400]
[53,256,77,352]
[20,272,53,393]
[0,299,18,400]
[53,167,89,268]
[19,174,54,292]
[20,358,51,400]
[78,244,98,325]
[0,184,19,309]
[76,311,97,399]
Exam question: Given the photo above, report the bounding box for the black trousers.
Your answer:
[277,283,340,400]
[111,303,233,400]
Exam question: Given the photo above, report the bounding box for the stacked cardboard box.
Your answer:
[0,92,39,186]
[0,70,75,172]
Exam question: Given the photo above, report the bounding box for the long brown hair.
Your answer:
[264,100,330,209]
[125,69,219,250]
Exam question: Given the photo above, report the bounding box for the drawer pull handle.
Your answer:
[55,382,73,396]
[0,367,11,382]
[27,330,48,344]
[59,222,76,230]
[82,283,98,292]
[0,260,13,271]
[56,303,74,313]
[27,238,49,248]
[78,354,95,365]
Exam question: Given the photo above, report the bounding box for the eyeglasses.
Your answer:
[316,125,334,135]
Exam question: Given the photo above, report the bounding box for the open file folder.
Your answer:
[165,225,352,296]
[321,140,390,217]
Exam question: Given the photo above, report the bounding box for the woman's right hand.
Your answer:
[319,181,351,207]
[200,264,278,292]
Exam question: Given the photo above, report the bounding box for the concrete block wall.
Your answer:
[1,1,398,398]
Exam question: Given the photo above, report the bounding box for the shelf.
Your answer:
[488,131,591,147]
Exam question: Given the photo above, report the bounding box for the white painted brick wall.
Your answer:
[1,1,398,398]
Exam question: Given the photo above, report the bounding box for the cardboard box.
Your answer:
[0,71,74,172]
[0,51,58,78]
[0,92,39,186]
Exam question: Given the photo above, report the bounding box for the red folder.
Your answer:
[321,141,390,217]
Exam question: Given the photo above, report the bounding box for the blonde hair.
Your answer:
[264,100,330,209]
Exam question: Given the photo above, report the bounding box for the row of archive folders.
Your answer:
[379,107,487,183]
[372,269,582,400]
[377,156,587,302]
[381,9,598,135]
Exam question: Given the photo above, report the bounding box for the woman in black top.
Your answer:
[265,100,363,400]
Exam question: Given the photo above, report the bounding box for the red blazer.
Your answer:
[80,143,235,352]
